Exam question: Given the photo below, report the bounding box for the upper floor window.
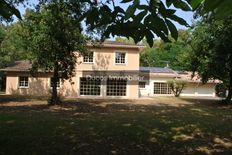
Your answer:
[19,76,29,88]
[83,51,93,63]
[115,52,126,64]
[50,77,60,88]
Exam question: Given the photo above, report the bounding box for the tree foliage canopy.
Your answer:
[22,1,87,104]
[167,79,186,97]
[140,29,192,70]
[190,16,232,103]
[0,23,32,68]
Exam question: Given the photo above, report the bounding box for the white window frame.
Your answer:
[79,77,101,96]
[18,76,29,88]
[83,51,94,63]
[106,78,127,96]
[139,81,146,89]
[114,51,127,65]
[153,82,172,94]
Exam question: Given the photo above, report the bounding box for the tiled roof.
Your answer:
[140,67,220,83]
[177,71,221,83]
[87,40,145,49]
[103,40,143,46]
[140,67,176,74]
[0,60,32,71]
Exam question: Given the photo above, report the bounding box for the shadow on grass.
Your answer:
[0,94,48,104]
[0,97,231,155]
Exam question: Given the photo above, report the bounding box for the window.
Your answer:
[154,82,172,94]
[80,77,101,95]
[107,78,127,96]
[19,76,29,88]
[83,51,93,63]
[139,82,146,88]
[115,52,126,64]
[50,77,60,88]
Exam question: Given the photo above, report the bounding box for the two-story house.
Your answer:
[1,41,144,99]
[1,41,219,98]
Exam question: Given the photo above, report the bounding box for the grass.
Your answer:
[0,96,232,155]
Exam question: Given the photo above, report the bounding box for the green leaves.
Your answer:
[189,16,232,94]
[206,0,232,18]
[124,0,139,20]
[125,5,136,20]
[86,0,192,47]
[188,0,232,18]
[166,19,178,40]
[0,0,21,20]
[121,0,133,3]
[140,29,192,70]
[168,14,189,27]
[172,0,192,11]
[145,30,154,47]
[188,0,203,10]
[134,11,147,22]
[23,1,87,81]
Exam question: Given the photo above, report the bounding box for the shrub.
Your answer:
[167,80,186,97]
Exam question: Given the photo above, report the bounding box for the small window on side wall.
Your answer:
[139,82,146,88]
[115,52,126,64]
[19,76,29,88]
[50,77,60,88]
[83,51,94,63]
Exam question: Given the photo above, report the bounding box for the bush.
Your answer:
[167,80,186,97]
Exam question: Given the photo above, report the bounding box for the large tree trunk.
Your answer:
[225,71,232,104]
[50,61,60,105]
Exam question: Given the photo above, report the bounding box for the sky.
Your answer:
[17,0,194,30]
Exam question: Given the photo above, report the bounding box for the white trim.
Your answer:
[86,43,145,50]
[152,81,172,96]
[78,76,102,97]
[114,51,127,66]
[82,50,95,64]
[18,76,29,89]
[138,81,146,89]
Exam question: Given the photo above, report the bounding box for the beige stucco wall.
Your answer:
[5,71,139,99]
[76,47,140,71]
[6,72,51,96]
[62,71,139,99]
[4,46,141,99]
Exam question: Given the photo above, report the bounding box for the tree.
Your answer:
[1,0,192,46]
[115,37,135,45]
[0,0,22,21]
[84,0,191,47]
[0,22,32,68]
[140,29,192,70]
[23,1,87,105]
[189,16,232,103]
[2,0,232,46]
[190,0,232,18]
[167,80,186,97]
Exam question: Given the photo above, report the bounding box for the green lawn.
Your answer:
[0,96,232,155]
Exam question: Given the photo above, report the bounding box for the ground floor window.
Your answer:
[107,78,127,96]
[19,76,29,88]
[154,82,172,94]
[80,77,101,95]
[139,81,146,88]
